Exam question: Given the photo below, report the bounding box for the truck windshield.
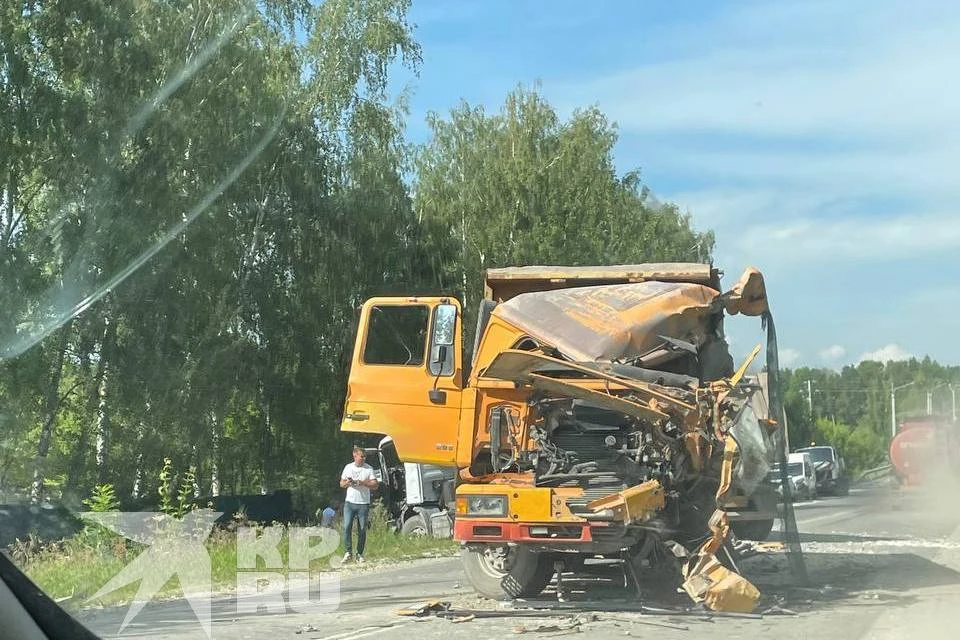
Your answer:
[801,447,833,463]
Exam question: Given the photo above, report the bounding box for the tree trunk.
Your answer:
[93,313,116,484]
[95,363,109,481]
[190,443,201,498]
[66,322,105,493]
[259,396,272,495]
[131,420,145,500]
[31,321,73,503]
[210,411,221,497]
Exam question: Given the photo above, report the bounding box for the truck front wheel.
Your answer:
[400,514,428,536]
[461,545,554,600]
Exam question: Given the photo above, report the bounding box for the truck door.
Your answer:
[340,297,463,466]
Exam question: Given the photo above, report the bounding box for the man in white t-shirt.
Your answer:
[339,446,378,563]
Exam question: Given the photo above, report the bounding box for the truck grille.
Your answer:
[547,430,626,510]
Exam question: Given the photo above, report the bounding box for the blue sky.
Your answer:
[389,0,960,369]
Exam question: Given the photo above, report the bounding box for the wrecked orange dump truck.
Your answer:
[340,263,782,612]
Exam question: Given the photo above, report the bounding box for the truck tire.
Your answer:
[400,515,428,536]
[730,518,775,541]
[461,546,554,600]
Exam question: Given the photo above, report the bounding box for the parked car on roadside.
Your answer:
[768,452,818,501]
[795,445,850,495]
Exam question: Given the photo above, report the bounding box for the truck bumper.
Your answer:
[454,519,604,543]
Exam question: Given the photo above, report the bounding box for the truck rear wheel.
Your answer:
[461,545,554,600]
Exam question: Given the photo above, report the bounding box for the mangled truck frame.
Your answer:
[341,263,782,612]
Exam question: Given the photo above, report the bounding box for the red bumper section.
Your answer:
[454,519,605,543]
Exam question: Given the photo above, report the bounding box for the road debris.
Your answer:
[761,604,798,615]
[512,614,596,634]
[395,600,451,617]
[294,624,319,634]
[450,613,475,623]
[681,509,761,613]
[604,615,690,631]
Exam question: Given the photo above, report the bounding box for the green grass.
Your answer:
[16,506,457,613]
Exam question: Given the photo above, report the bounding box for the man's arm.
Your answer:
[362,468,379,488]
[339,466,354,489]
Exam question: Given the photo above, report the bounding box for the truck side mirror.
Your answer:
[433,304,457,346]
[429,303,457,377]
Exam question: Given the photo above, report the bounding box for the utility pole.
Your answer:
[891,381,916,439]
[891,386,897,439]
[951,384,957,423]
[806,379,813,416]
[782,405,791,456]
[930,382,955,421]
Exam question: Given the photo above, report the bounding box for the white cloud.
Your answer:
[558,1,960,143]
[858,344,914,363]
[549,0,960,266]
[819,345,846,361]
[734,211,960,265]
[779,348,802,367]
[542,0,960,364]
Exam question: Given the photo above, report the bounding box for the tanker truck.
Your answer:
[890,416,960,487]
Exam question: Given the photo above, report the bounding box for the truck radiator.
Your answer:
[547,430,627,511]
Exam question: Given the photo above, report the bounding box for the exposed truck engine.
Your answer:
[340,263,785,612]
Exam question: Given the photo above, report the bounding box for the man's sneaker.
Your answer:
[356,555,365,564]
[341,552,352,563]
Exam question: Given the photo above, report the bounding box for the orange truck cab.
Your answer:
[341,263,782,602]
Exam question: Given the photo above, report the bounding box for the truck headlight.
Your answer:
[458,495,508,517]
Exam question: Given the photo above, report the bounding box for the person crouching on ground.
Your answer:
[340,446,378,563]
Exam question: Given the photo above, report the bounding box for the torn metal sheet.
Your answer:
[527,374,670,423]
[721,267,768,317]
[485,350,696,407]
[491,280,720,363]
[488,267,768,364]
[586,480,666,525]
[395,600,451,616]
[681,509,761,614]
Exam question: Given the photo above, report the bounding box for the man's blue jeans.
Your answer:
[342,501,369,555]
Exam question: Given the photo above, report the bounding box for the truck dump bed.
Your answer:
[483,263,721,302]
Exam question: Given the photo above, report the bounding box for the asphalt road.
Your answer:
[76,484,960,640]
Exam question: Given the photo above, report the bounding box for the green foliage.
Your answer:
[157,458,196,519]
[82,483,120,512]
[158,457,175,516]
[0,0,718,512]
[75,482,125,553]
[781,359,959,474]
[176,467,197,519]
[413,84,714,320]
[813,418,887,474]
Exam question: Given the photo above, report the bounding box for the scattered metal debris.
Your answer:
[395,600,451,617]
[450,613,476,623]
[761,604,798,616]
[294,624,319,634]
[681,509,761,613]
[513,614,595,634]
